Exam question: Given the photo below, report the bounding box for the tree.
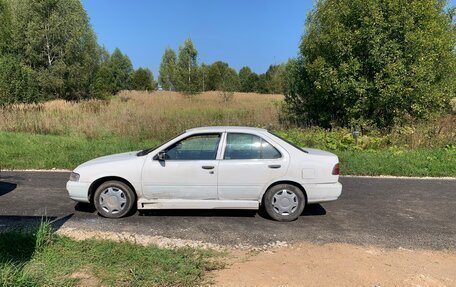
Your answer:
[131,67,155,91]
[239,66,259,93]
[285,0,456,128]
[206,61,239,91]
[283,58,301,104]
[264,64,286,94]
[175,38,200,94]
[93,47,116,98]
[92,47,133,97]
[256,74,269,94]
[109,48,134,93]
[0,55,38,105]
[93,63,115,98]
[158,48,177,91]
[206,61,227,90]
[1,0,138,102]
[0,0,12,55]
[247,72,260,93]
[10,0,100,100]
[199,63,210,92]
[218,67,239,104]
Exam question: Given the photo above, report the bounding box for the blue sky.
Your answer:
[81,0,455,77]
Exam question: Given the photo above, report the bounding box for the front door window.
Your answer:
[165,133,221,160]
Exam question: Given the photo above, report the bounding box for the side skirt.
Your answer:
[137,199,259,210]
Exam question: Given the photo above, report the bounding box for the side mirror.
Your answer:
[157,151,166,161]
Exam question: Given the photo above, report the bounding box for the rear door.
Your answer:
[217,132,288,201]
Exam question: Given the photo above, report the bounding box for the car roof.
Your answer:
[186,126,267,133]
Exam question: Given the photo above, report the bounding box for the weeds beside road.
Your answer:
[0,91,454,177]
[0,221,223,287]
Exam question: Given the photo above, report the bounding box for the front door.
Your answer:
[142,133,221,200]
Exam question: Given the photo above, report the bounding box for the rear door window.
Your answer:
[224,133,281,160]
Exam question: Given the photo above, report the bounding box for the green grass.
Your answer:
[338,149,456,177]
[0,221,223,287]
[0,131,160,170]
[1,131,455,176]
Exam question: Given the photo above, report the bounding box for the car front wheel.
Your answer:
[94,181,136,218]
[263,184,305,221]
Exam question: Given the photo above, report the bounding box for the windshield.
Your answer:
[136,132,184,156]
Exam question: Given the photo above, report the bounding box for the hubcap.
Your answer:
[272,189,299,215]
[99,187,127,214]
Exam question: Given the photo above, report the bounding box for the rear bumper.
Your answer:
[304,182,342,203]
[66,181,91,203]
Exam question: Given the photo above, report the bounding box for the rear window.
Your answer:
[270,132,308,153]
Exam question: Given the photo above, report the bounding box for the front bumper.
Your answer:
[304,182,342,203]
[66,181,91,203]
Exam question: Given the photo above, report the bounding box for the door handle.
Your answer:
[202,165,215,170]
[268,164,281,169]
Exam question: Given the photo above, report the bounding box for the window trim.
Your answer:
[153,132,222,161]
[222,132,282,160]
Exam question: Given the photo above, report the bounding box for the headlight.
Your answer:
[69,172,80,182]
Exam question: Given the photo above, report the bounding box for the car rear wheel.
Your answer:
[263,184,305,221]
[94,181,136,218]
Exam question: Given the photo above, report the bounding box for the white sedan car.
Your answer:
[67,126,342,221]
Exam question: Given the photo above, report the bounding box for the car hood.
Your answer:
[77,151,140,169]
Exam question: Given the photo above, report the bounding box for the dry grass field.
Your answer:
[0,91,455,176]
[0,91,284,141]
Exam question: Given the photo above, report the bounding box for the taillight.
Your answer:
[332,163,340,175]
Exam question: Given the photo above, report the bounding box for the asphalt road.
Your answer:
[0,171,455,250]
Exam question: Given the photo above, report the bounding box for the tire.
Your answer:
[93,180,136,218]
[263,184,305,222]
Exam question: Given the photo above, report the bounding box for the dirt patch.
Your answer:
[213,242,456,287]
[69,271,100,287]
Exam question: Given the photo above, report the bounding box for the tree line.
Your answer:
[0,0,155,105]
[0,0,285,106]
[157,38,286,95]
[1,0,454,130]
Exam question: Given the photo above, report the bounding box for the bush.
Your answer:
[285,0,456,129]
[0,55,39,105]
[131,68,155,91]
[273,116,456,151]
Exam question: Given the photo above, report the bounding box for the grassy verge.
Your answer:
[0,131,159,169]
[1,131,454,177]
[0,221,223,287]
[338,149,456,177]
